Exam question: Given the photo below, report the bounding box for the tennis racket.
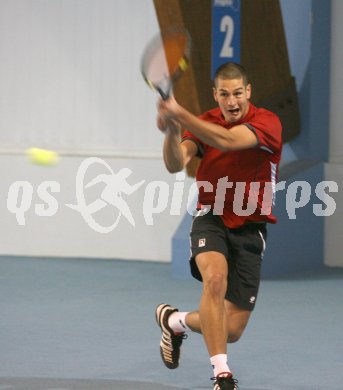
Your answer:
[141,27,191,100]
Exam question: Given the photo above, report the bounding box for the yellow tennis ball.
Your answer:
[26,147,59,166]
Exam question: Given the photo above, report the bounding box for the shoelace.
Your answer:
[211,375,239,389]
[161,333,187,356]
[172,333,187,348]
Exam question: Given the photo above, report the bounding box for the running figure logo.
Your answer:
[67,157,145,233]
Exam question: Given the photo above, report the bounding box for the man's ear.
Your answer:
[246,83,252,99]
[213,87,218,102]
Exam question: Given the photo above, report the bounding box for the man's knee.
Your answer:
[224,301,251,343]
[203,272,227,296]
[227,330,242,343]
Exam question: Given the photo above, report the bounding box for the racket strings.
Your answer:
[141,28,191,98]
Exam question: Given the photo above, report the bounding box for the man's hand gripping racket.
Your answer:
[141,27,191,100]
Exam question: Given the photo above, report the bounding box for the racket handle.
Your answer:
[156,86,170,101]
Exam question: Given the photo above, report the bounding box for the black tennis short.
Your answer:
[189,209,267,311]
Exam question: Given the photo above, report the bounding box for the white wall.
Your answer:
[325,0,343,267]
[0,0,161,155]
[0,0,195,262]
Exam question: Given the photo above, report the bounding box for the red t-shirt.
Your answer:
[182,103,282,228]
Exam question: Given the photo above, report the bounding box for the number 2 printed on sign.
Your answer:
[211,0,240,77]
[219,15,234,58]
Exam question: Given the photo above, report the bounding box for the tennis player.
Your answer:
[155,62,282,390]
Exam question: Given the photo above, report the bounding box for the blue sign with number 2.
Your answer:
[211,0,241,79]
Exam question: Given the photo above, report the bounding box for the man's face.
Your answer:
[213,77,251,123]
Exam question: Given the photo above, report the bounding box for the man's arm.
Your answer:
[159,97,258,151]
[157,116,198,173]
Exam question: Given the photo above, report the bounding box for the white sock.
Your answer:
[210,354,231,377]
[168,311,191,333]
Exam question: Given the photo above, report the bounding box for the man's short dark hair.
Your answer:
[214,62,248,86]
